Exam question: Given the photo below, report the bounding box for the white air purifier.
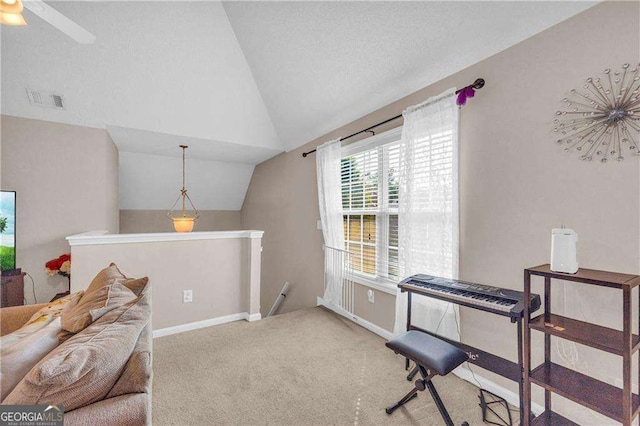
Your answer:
[550,227,579,274]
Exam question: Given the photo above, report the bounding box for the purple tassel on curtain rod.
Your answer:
[456,78,485,106]
[456,86,475,106]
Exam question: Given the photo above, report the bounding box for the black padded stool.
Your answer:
[385,330,469,426]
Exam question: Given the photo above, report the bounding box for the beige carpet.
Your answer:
[153,307,493,425]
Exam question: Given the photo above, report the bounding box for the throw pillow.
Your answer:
[102,263,149,296]
[1,292,83,350]
[84,263,127,295]
[3,292,150,411]
[0,317,62,401]
[121,276,149,297]
[61,282,136,333]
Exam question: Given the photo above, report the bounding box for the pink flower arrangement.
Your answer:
[45,254,71,278]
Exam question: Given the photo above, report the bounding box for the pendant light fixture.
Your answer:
[0,0,27,26]
[168,145,199,233]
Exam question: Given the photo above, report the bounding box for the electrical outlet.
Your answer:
[183,290,193,303]
[367,289,375,304]
[316,220,322,230]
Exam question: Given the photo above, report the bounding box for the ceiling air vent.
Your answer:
[26,88,66,110]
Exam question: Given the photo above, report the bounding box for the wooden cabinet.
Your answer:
[523,264,640,425]
[1,272,25,307]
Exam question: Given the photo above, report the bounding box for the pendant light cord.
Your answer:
[167,144,199,220]
[180,145,187,216]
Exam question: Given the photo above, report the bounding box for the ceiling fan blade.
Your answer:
[23,0,96,44]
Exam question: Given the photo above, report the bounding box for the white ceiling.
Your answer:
[1,1,283,162]
[1,1,596,211]
[223,1,596,151]
[107,126,282,165]
[2,1,596,157]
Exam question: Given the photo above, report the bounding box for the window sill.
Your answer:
[350,274,398,296]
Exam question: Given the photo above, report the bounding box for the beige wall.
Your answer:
[1,116,119,304]
[69,233,262,330]
[242,149,325,317]
[241,3,640,423]
[120,210,241,233]
[352,283,396,333]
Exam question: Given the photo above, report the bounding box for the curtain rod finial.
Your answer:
[472,78,485,90]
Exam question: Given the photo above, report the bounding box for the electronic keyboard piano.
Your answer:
[399,274,541,320]
[399,274,542,426]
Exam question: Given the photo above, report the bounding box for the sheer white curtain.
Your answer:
[316,138,345,307]
[393,88,460,340]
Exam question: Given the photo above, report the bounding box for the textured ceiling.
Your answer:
[223,1,596,151]
[1,1,283,163]
[1,1,596,159]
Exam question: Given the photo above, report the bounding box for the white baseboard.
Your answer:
[153,312,260,338]
[247,313,262,322]
[316,296,543,416]
[454,365,544,416]
[317,297,394,340]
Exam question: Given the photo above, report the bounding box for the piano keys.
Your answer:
[399,274,541,320]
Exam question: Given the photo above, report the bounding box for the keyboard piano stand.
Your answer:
[404,290,525,426]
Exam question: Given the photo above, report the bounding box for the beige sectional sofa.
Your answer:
[0,266,152,425]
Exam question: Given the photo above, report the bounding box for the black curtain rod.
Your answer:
[302,78,485,158]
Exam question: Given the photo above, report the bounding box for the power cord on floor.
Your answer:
[453,306,521,422]
[452,307,483,389]
[25,272,38,304]
[434,302,451,336]
[421,303,485,389]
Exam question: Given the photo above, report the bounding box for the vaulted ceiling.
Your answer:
[1,1,283,166]
[223,1,596,151]
[2,1,597,156]
[1,1,596,209]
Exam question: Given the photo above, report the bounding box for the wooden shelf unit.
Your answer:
[529,313,640,356]
[530,409,578,426]
[523,264,640,426]
[1,272,24,307]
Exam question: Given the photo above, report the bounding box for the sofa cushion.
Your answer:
[106,324,152,398]
[1,304,46,337]
[25,292,83,325]
[0,318,62,401]
[3,291,150,411]
[1,292,82,349]
[63,393,149,426]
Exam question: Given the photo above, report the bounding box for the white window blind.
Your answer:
[397,103,457,279]
[341,132,401,282]
[340,114,456,285]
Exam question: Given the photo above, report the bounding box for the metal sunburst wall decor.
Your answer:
[554,63,640,163]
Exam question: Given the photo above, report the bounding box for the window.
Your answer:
[341,133,401,283]
[339,101,457,285]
